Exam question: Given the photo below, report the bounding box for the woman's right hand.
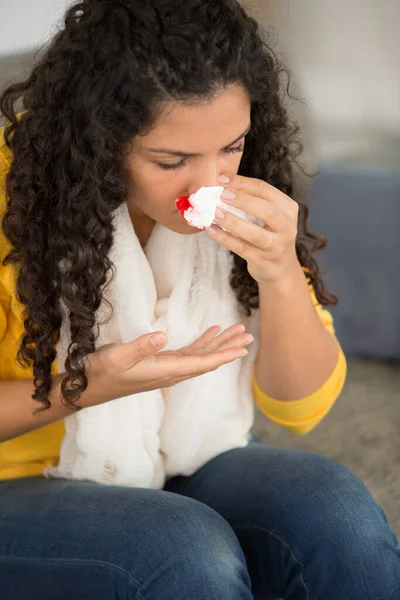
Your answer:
[86,325,254,406]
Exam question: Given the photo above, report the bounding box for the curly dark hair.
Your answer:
[0,0,336,412]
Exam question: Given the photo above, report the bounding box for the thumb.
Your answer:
[128,332,168,361]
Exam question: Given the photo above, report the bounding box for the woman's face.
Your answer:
[125,84,251,239]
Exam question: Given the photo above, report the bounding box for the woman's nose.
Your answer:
[187,163,220,195]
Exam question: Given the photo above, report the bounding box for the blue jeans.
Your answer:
[0,442,399,599]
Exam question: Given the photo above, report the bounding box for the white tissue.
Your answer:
[177,186,264,230]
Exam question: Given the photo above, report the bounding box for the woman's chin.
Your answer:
[167,216,206,235]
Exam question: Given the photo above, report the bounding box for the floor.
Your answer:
[253,359,400,537]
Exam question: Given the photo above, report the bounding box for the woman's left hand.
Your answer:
[207,174,300,286]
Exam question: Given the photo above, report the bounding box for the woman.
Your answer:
[0,1,398,598]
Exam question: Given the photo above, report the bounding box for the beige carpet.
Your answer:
[253,359,400,537]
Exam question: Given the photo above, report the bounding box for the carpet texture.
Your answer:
[253,359,400,537]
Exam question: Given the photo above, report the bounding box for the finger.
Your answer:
[193,347,249,375]
[205,325,249,352]
[215,333,254,353]
[221,191,283,230]
[183,324,245,354]
[207,224,261,261]
[120,332,168,369]
[155,346,248,379]
[220,174,281,203]
[219,176,298,224]
[188,326,222,350]
[214,205,276,248]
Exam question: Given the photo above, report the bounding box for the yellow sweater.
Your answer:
[0,128,347,481]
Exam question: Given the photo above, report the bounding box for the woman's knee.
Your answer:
[272,452,395,555]
[1,481,252,600]
[122,492,252,598]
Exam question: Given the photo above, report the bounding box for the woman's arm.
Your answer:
[208,174,343,403]
[0,374,83,443]
[0,326,251,443]
[255,262,339,401]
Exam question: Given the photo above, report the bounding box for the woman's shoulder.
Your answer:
[0,125,12,170]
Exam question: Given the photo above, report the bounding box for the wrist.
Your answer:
[258,256,304,296]
[84,358,115,407]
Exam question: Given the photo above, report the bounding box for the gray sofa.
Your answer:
[308,165,400,360]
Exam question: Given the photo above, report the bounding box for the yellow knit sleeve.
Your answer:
[253,280,347,435]
[0,283,7,346]
[308,280,335,336]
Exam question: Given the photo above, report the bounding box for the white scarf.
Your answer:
[45,202,259,488]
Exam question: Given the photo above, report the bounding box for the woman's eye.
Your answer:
[156,145,244,171]
[224,144,245,155]
[157,159,187,171]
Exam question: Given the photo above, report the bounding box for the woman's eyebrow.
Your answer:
[146,125,251,157]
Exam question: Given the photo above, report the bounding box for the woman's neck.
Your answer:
[127,203,155,248]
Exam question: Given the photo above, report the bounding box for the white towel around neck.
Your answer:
[45,202,259,488]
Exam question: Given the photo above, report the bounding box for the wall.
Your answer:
[0,0,67,56]
[245,0,400,165]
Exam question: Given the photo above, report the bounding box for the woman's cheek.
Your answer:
[158,171,188,199]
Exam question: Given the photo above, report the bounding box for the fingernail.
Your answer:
[207,226,218,236]
[215,208,225,220]
[151,333,165,347]
[244,335,254,346]
[219,175,230,184]
[221,189,236,201]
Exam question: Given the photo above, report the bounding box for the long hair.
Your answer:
[0,0,336,411]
